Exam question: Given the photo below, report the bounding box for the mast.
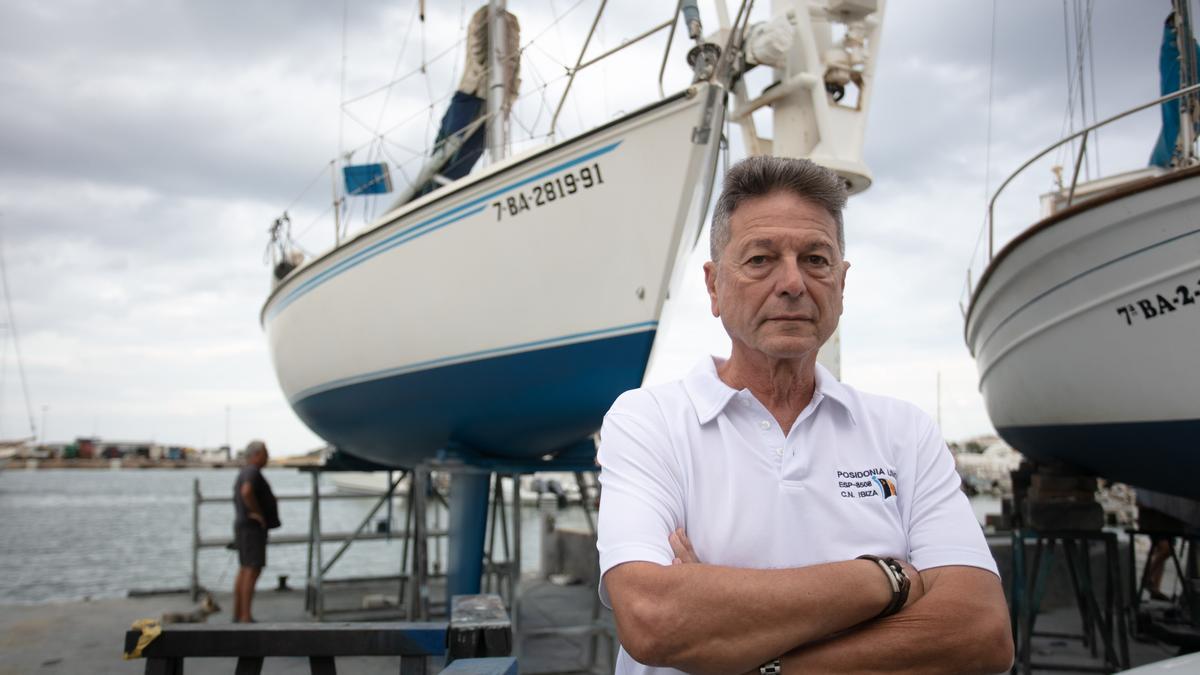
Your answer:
[486,0,509,162]
[749,0,886,378]
[1174,0,1198,164]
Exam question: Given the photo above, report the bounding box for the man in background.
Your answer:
[232,440,279,623]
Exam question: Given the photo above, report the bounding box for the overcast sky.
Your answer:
[0,0,1180,454]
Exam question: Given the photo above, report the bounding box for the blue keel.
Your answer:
[447,471,493,599]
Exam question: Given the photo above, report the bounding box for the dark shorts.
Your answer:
[235,523,267,569]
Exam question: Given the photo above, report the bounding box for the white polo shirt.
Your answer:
[596,357,997,675]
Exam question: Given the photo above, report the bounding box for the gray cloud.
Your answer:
[0,0,1181,451]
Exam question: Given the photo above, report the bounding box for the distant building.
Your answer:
[198,446,231,463]
[96,440,157,459]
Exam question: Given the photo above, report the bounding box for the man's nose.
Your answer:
[775,258,807,297]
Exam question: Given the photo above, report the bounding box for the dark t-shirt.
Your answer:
[234,465,280,529]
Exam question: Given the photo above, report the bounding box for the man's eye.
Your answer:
[747,255,768,265]
[805,255,830,266]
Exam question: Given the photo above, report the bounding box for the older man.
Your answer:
[232,440,279,623]
[597,157,1012,674]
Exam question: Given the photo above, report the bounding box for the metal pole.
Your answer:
[306,471,317,613]
[313,470,324,620]
[411,466,429,620]
[658,0,686,97]
[498,477,510,587]
[386,470,394,542]
[511,473,522,644]
[574,472,596,535]
[486,0,509,161]
[1174,2,1197,164]
[549,0,609,136]
[401,479,415,614]
[191,478,200,600]
[1066,130,1089,207]
[330,160,341,244]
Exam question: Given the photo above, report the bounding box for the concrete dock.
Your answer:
[0,538,1188,674]
[0,579,615,675]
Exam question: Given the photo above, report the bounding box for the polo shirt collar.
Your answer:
[683,356,858,426]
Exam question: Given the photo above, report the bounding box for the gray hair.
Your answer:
[710,156,848,261]
[245,440,268,459]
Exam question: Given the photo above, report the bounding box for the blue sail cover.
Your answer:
[1150,16,1200,167]
[412,91,488,200]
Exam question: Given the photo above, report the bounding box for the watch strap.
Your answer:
[857,554,911,618]
[759,658,782,675]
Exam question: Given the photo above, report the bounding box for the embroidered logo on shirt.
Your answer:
[872,476,898,499]
[837,467,898,499]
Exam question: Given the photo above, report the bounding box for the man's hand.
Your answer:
[671,527,926,610]
[249,512,266,527]
[669,528,700,565]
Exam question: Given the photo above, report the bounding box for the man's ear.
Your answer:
[703,260,720,317]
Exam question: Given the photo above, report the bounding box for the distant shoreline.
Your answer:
[3,458,312,470]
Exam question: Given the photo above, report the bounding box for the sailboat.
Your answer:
[262,0,885,596]
[964,3,1200,499]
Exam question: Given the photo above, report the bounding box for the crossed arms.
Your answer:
[605,530,1013,674]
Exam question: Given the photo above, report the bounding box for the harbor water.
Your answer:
[0,467,996,606]
[0,468,593,606]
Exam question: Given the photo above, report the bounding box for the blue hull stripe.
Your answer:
[998,417,1200,499]
[291,320,658,403]
[291,328,657,468]
[267,141,623,320]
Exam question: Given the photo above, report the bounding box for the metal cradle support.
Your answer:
[1010,528,1130,674]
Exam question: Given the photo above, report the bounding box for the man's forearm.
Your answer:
[241,487,262,520]
[606,559,894,674]
[782,566,1013,675]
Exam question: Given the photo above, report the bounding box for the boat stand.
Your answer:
[303,465,453,621]
[516,471,617,675]
[1010,528,1130,673]
[1125,528,1200,650]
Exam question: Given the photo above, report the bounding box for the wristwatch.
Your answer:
[759,658,781,675]
[857,554,911,618]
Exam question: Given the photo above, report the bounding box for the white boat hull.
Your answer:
[965,168,1200,497]
[262,87,720,469]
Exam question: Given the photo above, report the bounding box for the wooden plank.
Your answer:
[123,623,447,658]
[401,656,429,675]
[234,656,263,674]
[143,657,182,675]
[308,656,336,675]
[446,595,512,661]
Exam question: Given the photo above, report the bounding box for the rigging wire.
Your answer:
[0,308,8,438]
[983,0,997,208]
[364,0,422,225]
[283,163,335,217]
[296,0,622,243]
[0,227,36,440]
[1074,0,1090,180]
[960,0,1000,305]
[548,0,591,135]
[1086,0,1100,176]
[1057,0,1078,170]
[338,0,350,166]
[342,40,465,107]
